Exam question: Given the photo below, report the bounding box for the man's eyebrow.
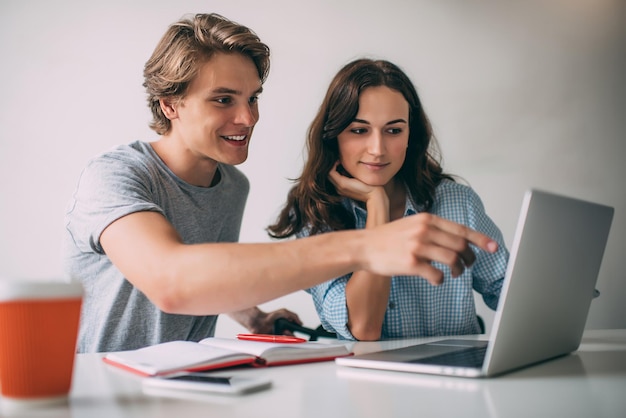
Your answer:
[211,86,264,95]
[212,87,239,95]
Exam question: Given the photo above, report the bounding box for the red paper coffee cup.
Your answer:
[0,280,82,402]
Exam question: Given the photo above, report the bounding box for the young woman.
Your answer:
[268,59,509,341]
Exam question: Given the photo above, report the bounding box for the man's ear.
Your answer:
[159,98,179,120]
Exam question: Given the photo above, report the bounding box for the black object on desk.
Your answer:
[273,318,337,341]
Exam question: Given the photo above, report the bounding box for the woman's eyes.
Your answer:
[349,127,403,135]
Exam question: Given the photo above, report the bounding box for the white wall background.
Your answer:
[1,0,624,337]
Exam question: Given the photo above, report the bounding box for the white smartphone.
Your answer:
[142,372,272,396]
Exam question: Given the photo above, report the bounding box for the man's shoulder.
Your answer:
[91,141,151,163]
[218,163,250,188]
[84,141,155,175]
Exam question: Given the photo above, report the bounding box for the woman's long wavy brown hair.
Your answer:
[267,59,454,239]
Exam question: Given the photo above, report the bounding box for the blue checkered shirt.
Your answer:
[303,180,509,340]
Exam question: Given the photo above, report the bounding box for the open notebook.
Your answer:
[336,189,614,378]
[104,337,351,376]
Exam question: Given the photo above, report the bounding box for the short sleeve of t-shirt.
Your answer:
[65,148,164,255]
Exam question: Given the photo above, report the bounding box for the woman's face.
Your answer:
[337,86,409,187]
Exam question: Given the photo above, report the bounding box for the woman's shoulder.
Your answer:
[431,179,486,219]
[435,179,480,201]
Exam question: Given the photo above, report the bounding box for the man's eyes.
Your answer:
[215,97,232,105]
[213,96,260,105]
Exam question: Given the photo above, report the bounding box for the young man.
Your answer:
[63,13,498,353]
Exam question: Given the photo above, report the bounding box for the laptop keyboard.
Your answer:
[410,345,487,368]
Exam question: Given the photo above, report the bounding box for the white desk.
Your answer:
[2,329,625,418]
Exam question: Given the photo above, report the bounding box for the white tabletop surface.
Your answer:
[2,329,625,418]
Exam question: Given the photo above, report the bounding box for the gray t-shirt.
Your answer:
[63,141,249,353]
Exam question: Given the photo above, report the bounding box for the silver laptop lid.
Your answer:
[483,189,613,376]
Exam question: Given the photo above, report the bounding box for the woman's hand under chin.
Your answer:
[328,162,388,206]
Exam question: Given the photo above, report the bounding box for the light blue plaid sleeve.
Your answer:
[297,227,356,340]
[432,182,508,310]
[305,275,356,340]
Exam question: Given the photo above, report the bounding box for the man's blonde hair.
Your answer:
[143,13,270,135]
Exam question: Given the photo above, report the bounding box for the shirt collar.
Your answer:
[342,184,422,220]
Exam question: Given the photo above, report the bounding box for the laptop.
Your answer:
[336,189,614,378]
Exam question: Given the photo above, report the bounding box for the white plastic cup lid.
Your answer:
[0,280,83,302]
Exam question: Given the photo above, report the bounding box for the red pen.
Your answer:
[237,334,307,343]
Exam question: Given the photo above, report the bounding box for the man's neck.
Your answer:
[150,137,219,188]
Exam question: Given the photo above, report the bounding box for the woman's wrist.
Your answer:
[365,188,390,226]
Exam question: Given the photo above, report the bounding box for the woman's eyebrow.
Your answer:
[351,118,407,125]
[386,119,407,125]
